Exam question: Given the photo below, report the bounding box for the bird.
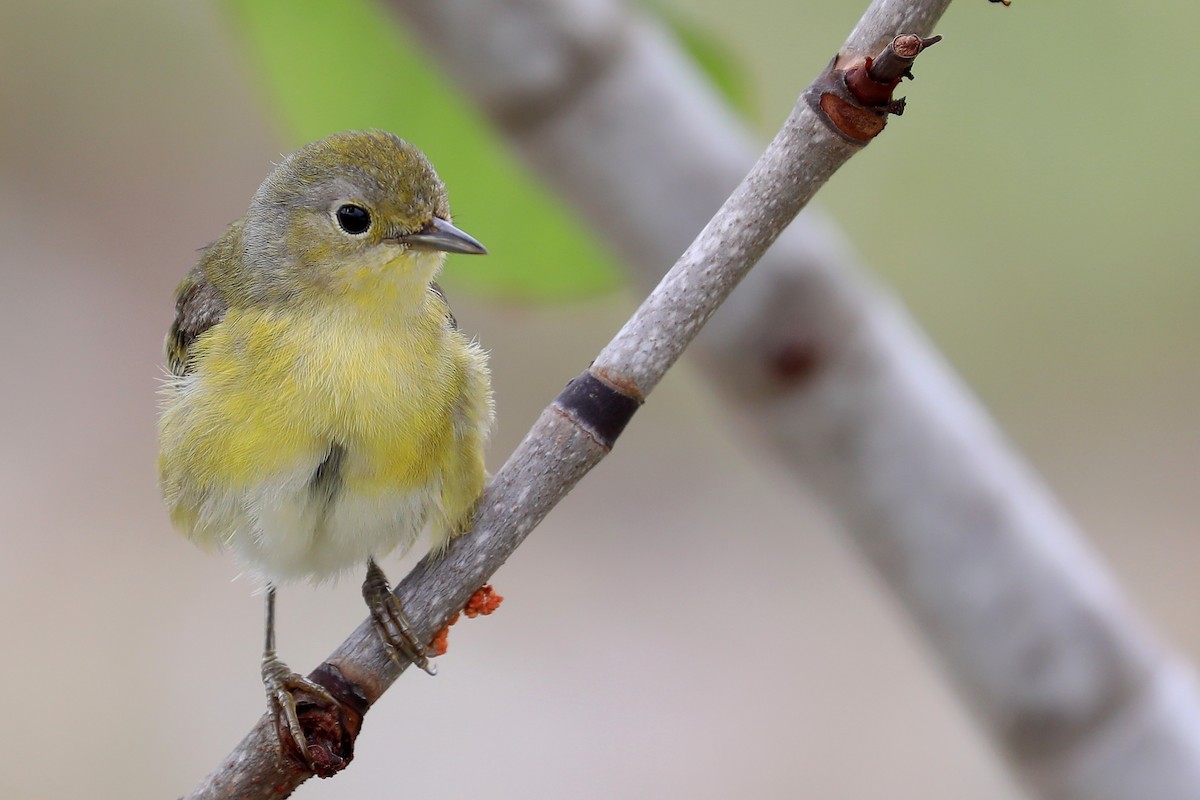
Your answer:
[157,129,492,764]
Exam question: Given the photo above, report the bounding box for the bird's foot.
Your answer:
[363,559,436,675]
[262,652,346,774]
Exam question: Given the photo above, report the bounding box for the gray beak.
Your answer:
[395,217,487,255]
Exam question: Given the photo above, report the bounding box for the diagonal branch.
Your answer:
[183,2,947,797]
[384,1,1200,799]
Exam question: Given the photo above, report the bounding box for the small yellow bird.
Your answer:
[157,130,492,761]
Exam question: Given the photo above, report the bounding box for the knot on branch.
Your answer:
[805,34,941,143]
[554,369,643,450]
[277,664,368,778]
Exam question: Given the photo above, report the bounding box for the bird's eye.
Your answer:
[335,204,371,235]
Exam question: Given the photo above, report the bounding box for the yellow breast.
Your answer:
[161,299,462,497]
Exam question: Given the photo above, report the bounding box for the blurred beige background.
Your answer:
[0,2,1196,798]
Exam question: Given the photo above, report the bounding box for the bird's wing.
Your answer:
[429,281,458,330]
[166,265,229,377]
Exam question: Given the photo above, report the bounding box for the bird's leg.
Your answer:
[261,585,338,765]
[363,559,436,675]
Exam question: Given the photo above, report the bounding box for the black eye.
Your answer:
[335,204,371,235]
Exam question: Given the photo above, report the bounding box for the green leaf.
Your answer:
[221,0,620,301]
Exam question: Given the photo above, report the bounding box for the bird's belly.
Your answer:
[207,466,442,583]
[169,378,455,582]
[159,307,462,583]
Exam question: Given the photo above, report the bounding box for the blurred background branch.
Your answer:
[1,1,1197,799]
[189,2,947,795]
[383,0,1200,798]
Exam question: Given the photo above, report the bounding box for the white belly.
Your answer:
[197,462,442,584]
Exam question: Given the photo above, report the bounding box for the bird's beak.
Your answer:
[393,217,487,255]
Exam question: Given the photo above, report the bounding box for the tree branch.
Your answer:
[184,2,947,797]
[382,1,1200,799]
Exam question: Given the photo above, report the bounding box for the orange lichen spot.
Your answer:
[428,586,503,656]
[430,612,461,657]
[464,585,504,618]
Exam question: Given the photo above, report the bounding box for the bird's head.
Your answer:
[239,130,485,305]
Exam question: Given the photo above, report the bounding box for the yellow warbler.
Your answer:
[157,130,492,764]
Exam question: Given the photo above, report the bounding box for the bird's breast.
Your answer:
[174,301,461,494]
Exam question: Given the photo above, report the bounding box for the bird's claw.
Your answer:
[363,560,436,675]
[262,653,341,771]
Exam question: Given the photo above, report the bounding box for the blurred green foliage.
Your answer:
[221,0,758,302]
[223,0,621,300]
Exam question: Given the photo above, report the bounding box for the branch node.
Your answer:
[555,369,643,449]
[769,339,825,384]
[866,34,941,84]
[805,33,940,143]
[278,663,367,779]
